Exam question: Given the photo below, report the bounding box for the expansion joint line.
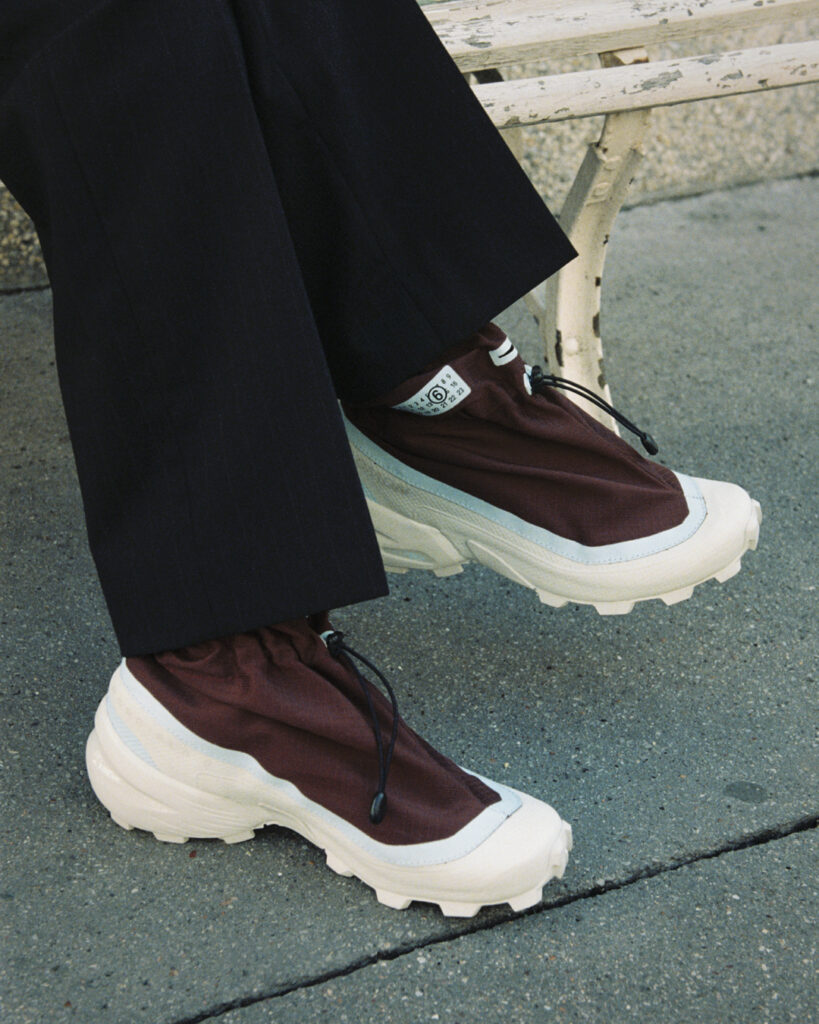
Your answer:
[173,812,817,1024]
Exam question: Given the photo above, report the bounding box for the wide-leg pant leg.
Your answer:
[0,0,575,656]
[226,0,576,400]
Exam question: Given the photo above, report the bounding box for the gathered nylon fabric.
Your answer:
[345,325,689,547]
[126,616,500,846]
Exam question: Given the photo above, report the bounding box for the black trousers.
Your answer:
[0,0,575,655]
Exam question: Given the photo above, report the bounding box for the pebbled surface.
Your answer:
[1,178,817,1023]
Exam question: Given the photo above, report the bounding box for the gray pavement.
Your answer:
[1,177,817,1024]
[224,830,818,1024]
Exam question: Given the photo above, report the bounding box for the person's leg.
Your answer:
[226,0,576,401]
[215,0,762,614]
[1,0,575,914]
[1,0,759,917]
[0,0,575,655]
[0,1,378,655]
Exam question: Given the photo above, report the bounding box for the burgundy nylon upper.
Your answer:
[126,616,500,846]
[344,324,689,546]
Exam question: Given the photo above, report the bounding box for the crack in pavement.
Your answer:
[169,812,818,1024]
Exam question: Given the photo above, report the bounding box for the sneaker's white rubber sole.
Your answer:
[86,665,572,918]
[346,422,761,615]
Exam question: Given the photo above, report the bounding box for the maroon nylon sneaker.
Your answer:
[342,325,761,614]
[85,616,572,917]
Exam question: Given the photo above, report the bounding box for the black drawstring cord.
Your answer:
[321,630,400,825]
[529,365,659,455]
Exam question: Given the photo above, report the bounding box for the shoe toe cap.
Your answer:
[358,791,571,914]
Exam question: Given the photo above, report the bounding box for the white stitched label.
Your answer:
[392,366,472,416]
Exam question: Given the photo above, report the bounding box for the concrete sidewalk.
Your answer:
[1,177,817,1024]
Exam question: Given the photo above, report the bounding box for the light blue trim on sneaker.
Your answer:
[116,663,521,868]
[344,417,707,566]
[106,693,157,769]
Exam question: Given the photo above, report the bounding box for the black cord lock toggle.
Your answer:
[321,629,400,826]
[529,365,659,454]
[370,791,387,824]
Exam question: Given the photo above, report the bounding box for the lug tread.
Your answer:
[152,831,188,844]
[91,693,574,918]
[377,507,760,615]
[595,600,636,616]
[222,829,257,845]
[376,890,413,910]
[360,457,762,615]
[326,851,354,877]
[109,800,573,918]
[432,564,465,578]
[111,811,573,918]
[714,558,742,583]
[507,886,544,913]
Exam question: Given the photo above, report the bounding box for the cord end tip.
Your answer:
[370,791,387,824]
[641,433,659,455]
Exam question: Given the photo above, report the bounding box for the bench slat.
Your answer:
[474,41,819,126]
[425,0,819,70]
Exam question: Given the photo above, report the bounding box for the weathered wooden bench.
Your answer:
[421,0,819,428]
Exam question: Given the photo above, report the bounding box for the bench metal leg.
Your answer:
[524,49,652,431]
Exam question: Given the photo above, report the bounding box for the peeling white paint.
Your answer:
[473,43,819,126]
[424,0,819,72]
[419,0,819,412]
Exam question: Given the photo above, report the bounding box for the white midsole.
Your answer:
[345,420,761,605]
[86,665,572,908]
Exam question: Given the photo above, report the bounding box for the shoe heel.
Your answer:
[366,498,464,576]
[86,709,263,844]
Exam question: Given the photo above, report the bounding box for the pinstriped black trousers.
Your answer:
[0,0,575,655]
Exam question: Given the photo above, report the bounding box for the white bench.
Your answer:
[421,0,819,429]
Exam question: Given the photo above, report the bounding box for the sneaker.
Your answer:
[342,325,761,614]
[86,617,572,917]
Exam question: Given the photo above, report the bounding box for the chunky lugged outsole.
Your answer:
[86,694,572,918]
[367,495,761,614]
[347,434,762,615]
